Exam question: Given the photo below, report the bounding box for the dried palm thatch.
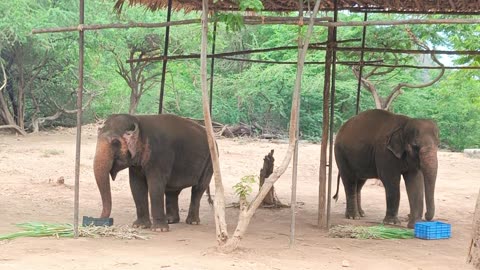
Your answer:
[114,0,480,14]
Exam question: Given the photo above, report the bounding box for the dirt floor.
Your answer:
[0,125,479,270]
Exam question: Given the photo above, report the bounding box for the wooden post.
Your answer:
[467,188,480,268]
[73,0,85,238]
[318,26,334,229]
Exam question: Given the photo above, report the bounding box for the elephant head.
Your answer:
[387,118,440,221]
[93,114,142,218]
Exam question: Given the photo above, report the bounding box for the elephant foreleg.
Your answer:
[129,167,151,229]
[382,175,401,225]
[166,190,181,224]
[146,171,169,232]
[403,170,425,229]
[356,178,367,217]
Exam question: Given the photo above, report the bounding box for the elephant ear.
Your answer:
[123,122,139,158]
[387,128,404,159]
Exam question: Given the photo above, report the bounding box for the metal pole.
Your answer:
[74,0,85,238]
[355,12,368,114]
[326,0,339,230]
[158,0,173,114]
[209,19,217,114]
[290,0,304,247]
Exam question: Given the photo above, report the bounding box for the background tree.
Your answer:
[0,1,477,150]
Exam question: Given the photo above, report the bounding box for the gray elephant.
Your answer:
[333,109,439,228]
[93,114,213,232]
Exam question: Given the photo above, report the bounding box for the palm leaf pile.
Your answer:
[329,225,414,239]
[0,222,148,241]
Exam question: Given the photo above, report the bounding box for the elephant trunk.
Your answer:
[93,138,114,218]
[420,146,438,221]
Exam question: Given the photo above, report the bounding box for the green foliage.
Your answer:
[395,70,480,150]
[1,3,478,151]
[213,0,263,32]
[214,13,245,32]
[238,0,264,11]
[233,175,257,199]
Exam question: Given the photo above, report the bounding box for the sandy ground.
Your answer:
[0,125,479,270]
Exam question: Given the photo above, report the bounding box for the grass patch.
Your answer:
[329,225,414,240]
[0,222,148,241]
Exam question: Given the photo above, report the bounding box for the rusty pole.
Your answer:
[158,0,173,114]
[355,12,368,114]
[209,19,217,114]
[326,0,339,229]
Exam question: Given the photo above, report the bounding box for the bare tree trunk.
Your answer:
[129,91,139,114]
[467,188,480,269]
[259,150,285,207]
[199,0,229,246]
[0,62,23,134]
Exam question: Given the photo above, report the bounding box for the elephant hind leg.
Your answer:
[356,178,367,217]
[186,163,213,225]
[341,174,362,220]
[186,184,208,225]
[166,190,181,224]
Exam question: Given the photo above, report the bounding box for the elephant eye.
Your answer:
[412,144,420,152]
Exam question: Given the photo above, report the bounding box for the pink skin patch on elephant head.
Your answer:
[123,131,138,159]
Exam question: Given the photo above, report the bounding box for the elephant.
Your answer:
[93,114,213,232]
[332,109,439,228]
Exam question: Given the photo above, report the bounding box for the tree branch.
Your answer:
[384,29,446,109]
[0,124,27,135]
[0,62,6,92]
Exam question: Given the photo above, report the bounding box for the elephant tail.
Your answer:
[332,173,341,202]
[206,186,213,206]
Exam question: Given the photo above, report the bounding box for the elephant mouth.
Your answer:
[110,160,129,181]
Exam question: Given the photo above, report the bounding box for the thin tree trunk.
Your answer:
[467,188,480,269]
[218,0,324,253]
[129,92,139,114]
[0,62,17,128]
[199,0,229,246]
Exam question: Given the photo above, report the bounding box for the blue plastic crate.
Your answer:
[414,221,451,240]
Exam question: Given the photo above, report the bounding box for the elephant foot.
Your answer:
[407,220,417,229]
[425,211,434,221]
[132,218,151,229]
[383,216,401,226]
[345,210,361,220]
[167,215,180,224]
[186,215,200,225]
[407,214,422,229]
[358,209,365,217]
[151,220,169,232]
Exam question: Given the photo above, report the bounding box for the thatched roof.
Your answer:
[114,0,480,14]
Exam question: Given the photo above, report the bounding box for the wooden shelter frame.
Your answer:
[31,0,480,242]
